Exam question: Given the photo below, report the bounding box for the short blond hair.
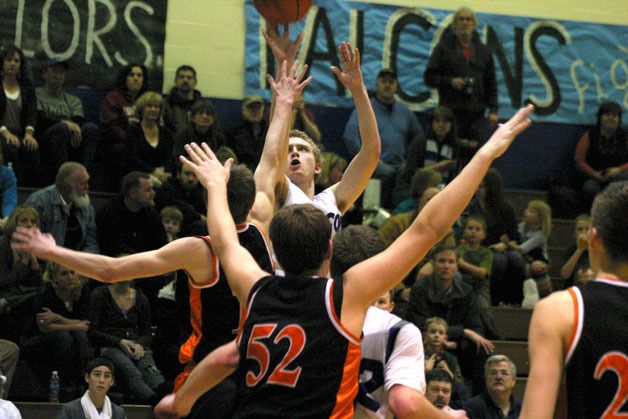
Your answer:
[289,129,321,165]
[135,91,164,116]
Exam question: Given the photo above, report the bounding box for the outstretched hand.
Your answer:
[263,24,304,67]
[330,42,364,93]
[481,104,534,159]
[11,227,57,258]
[266,59,312,105]
[180,143,233,190]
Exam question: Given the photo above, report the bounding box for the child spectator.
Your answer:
[457,214,493,308]
[160,206,183,243]
[503,200,553,300]
[423,317,462,382]
[423,317,470,408]
[559,214,591,287]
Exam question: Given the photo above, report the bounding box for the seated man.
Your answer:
[406,245,494,393]
[226,95,268,171]
[35,59,98,183]
[0,339,18,399]
[464,354,521,418]
[25,162,98,253]
[426,369,456,412]
[56,357,126,419]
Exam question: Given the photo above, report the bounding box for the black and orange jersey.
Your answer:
[564,278,628,418]
[179,223,273,365]
[232,274,362,419]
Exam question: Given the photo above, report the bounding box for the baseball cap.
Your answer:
[243,95,264,107]
[45,58,69,70]
[377,68,396,79]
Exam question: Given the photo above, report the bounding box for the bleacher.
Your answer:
[7,186,576,410]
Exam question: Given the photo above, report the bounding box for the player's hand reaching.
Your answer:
[266,59,312,105]
[180,143,233,191]
[263,24,304,67]
[479,104,534,160]
[11,227,57,259]
[330,42,364,94]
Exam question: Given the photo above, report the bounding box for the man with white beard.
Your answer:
[25,162,98,253]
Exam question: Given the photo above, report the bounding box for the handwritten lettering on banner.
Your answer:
[244,0,627,124]
[0,0,166,90]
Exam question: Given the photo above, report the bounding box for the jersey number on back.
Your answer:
[594,351,628,419]
[245,323,306,388]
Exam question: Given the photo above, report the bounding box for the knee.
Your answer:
[51,331,74,352]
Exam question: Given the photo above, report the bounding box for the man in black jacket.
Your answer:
[424,7,498,145]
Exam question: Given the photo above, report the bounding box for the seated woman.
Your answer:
[98,63,148,189]
[391,106,458,208]
[0,205,42,295]
[172,99,226,160]
[0,46,40,186]
[575,101,628,208]
[88,280,170,404]
[19,261,92,389]
[124,91,174,184]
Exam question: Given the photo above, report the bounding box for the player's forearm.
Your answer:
[388,386,451,419]
[256,96,293,186]
[205,182,239,255]
[352,87,381,158]
[411,151,493,244]
[174,341,239,415]
[43,245,121,282]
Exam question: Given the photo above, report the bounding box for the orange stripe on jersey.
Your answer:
[565,287,581,363]
[329,341,361,419]
[179,286,203,365]
[173,361,196,392]
[188,236,219,288]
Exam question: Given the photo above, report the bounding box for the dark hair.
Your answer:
[591,181,628,266]
[410,169,442,200]
[463,214,487,231]
[270,205,331,275]
[430,244,457,261]
[483,168,507,214]
[116,63,148,94]
[121,171,150,197]
[191,99,215,117]
[227,164,255,224]
[331,225,385,278]
[86,357,115,376]
[1,46,31,86]
[426,369,454,385]
[596,101,622,126]
[426,106,457,146]
[175,65,197,79]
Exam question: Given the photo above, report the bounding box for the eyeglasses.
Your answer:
[488,369,511,377]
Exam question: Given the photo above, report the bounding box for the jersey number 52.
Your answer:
[245,323,307,388]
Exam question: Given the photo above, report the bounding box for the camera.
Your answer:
[464,77,475,95]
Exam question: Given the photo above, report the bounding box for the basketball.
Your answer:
[253,0,313,24]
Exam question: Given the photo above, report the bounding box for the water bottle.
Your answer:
[49,370,60,403]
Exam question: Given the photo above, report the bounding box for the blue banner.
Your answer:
[245,0,628,124]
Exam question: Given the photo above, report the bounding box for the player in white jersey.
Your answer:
[262,28,380,233]
[355,302,425,419]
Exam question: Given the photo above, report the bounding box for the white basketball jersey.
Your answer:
[354,307,425,419]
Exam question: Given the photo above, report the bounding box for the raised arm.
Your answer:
[344,105,534,308]
[257,26,306,209]
[251,59,311,231]
[328,42,381,213]
[181,143,268,305]
[12,227,210,283]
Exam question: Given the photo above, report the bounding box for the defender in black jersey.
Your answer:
[521,181,628,419]
[170,93,533,417]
